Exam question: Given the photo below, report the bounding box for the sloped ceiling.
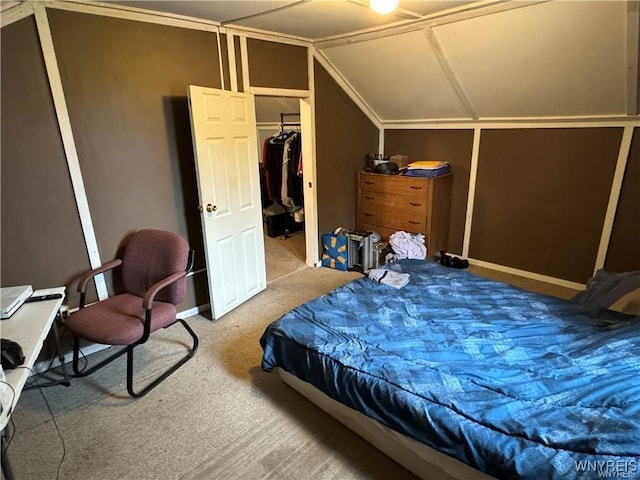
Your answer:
[99,0,638,122]
[320,1,632,121]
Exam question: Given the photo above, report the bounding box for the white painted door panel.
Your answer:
[188,85,266,319]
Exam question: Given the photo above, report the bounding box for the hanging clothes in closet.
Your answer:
[260,118,304,238]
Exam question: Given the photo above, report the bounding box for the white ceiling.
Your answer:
[107,1,481,40]
[101,0,638,123]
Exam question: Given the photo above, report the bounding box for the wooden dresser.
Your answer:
[356,171,453,255]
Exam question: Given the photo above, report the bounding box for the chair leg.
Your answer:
[126,319,199,398]
[72,336,128,377]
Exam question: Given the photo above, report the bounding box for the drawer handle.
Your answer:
[364,181,375,185]
[363,213,374,217]
[408,220,421,225]
[409,202,422,207]
[365,196,375,200]
[409,186,423,190]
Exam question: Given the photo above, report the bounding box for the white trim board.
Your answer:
[593,126,635,274]
[461,128,482,258]
[313,49,382,129]
[226,31,238,92]
[32,3,108,300]
[382,118,640,129]
[42,0,220,32]
[248,87,310,98]
[468,258,585,291]
[1,2,34,27]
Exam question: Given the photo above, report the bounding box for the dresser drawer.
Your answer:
[358,191,428,217]
[358,207,426,232]
[359,173,430,199]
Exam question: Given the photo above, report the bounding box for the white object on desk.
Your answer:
[0,286,65,431]
[0,286,33,319]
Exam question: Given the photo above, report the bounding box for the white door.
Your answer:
[187,85,266,319]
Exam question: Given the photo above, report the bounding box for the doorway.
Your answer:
[255,95,308,283]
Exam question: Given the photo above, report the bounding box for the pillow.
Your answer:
[572,269,640,316]
[609,287,640,316]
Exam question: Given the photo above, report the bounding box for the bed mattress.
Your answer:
[260,260,640,479]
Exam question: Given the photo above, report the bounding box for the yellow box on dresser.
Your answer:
[356,171,453,255]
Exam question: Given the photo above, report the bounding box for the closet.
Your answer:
[260,112,304,239]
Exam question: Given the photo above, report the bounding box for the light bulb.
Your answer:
[370,0,399,15]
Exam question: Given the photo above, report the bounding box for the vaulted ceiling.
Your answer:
[105,1,640,123]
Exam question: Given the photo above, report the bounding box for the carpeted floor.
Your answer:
[4,236,413,480]
[2,238,578,480]
[264,229,308,284]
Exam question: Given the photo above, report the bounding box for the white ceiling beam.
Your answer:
[222,24,310,46]
[422,26,477,120]
[1,2,34,27]
[220,0,307,25]
[315,0,546,49]
[42,0,220,32]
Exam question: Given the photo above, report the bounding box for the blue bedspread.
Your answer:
[260,260,640,479]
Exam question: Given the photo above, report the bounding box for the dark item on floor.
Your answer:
[265,212,287,238]
[265,212,303,238]
[439,250,469,269]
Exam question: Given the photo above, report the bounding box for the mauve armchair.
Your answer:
[65,229,199,398]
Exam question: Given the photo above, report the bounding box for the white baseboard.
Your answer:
[466,257,585,291]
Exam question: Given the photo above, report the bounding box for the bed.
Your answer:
[260,260,640,480]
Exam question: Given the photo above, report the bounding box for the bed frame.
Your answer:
[278,369,495,480]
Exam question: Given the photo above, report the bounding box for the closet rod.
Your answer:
[280,112,300,126]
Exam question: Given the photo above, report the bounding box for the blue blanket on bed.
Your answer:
[260,260,640,479]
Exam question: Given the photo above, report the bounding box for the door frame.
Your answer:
[250,88,319,267]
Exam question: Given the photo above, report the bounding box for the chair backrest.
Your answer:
[121,229,190,305]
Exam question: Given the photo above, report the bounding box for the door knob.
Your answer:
[198,204,217,213]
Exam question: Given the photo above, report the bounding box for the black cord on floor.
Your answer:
[1,380,17,448]
[38,387,65,480]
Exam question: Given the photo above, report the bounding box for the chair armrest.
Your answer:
[77,259,123,293]
[143,271,187,309]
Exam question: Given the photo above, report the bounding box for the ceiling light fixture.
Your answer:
[369,0,399,15]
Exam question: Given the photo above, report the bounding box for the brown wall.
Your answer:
[247,39,308,90]
[471,128,623,283]
[384,127,637,283]
[314,60,379,239]
[1,17,92,293]
[605,127,640,272]
[384,130,474,255]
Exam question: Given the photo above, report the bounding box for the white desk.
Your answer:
[1,287,69,480]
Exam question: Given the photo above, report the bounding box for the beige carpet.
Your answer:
[264,230,308,284]
[5,255,416,480]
